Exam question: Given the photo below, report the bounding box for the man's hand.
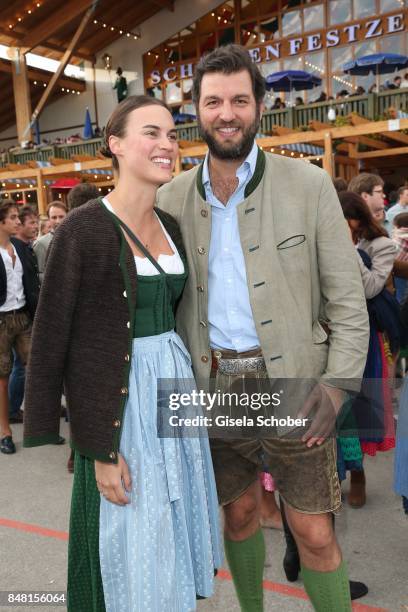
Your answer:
[95,454,132,505]
[298,384,345,448]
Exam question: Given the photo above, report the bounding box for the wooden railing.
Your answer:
[1,89,407,168]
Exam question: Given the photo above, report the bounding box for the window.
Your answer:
[353,0,376,18]
[329,0,351,25]
[282,10,301,36]
[303,5,324,31]
[380,0,406,11]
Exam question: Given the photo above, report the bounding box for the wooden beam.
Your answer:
[10,48,32,144]
[0,27,95,62]
[0,58,86,91]
[36,169,46,215]
[323,132,333,177]
[149,0,174,10]
[27,3,96,134]
[13,0,94,52]
[351,146,408,160]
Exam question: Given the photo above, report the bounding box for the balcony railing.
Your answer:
[1,89,407,169]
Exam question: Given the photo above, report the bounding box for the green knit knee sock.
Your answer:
[301,560,352,612]
[224,529,265,612]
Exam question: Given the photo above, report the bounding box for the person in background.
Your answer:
[295,96,304,106]
[385,185,408,234]
[391,212,408,303]
[8,206,39,425]
[39,218,51,237]
[113,67,128,103]
[349,172,385,223]
[272,96,285,109]
[340,191,398,508]
[314,91,327,102]
[401,73,408,88]
[0,200,39,454]
[67,182,99,211]
[33,201,67,282]
[333,177,348,193]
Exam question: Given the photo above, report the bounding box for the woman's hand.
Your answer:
[95,454,132,506]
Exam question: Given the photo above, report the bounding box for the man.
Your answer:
[0,200,39,453]
[157,44,369,611]
[384,185,408,234]
[348,172,385,222]
[67,182,99,211]
[113,67,128,103]
[34,201,67,281]
[8,206,39,424]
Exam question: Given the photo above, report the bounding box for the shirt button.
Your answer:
[201,355,209,363]
[197,247,206,255]
[197,285,204,292]
[113,419,121,428]
[109,451,116,460]
[199,320,207,327]
[124,354,130,362]
[121,387,128,395]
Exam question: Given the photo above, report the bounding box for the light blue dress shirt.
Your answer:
[385,202,407,236]
[202,142,261,351]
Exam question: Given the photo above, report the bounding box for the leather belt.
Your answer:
[211,347,266,375]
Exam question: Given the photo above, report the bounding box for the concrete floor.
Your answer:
[1,419,407,612]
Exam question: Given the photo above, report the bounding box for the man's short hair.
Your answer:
[348,173,384,195]
[46,201,67,217]
[18,205,37,225]
[393,212,408,228]
[192,43,266,107]
[397,185,408,200]
[67,182,99,210]
[332,177,348,194]
[0,199,18,223]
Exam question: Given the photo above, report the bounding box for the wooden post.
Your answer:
[323,131,333,177]
[36,170,46,215]
[10,48,33,145]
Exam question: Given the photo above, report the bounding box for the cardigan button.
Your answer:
[113,419,121,428]
[201,209,208,218]
[197,285,204,292]
[197,246,206,255]
[124,354,130,362]
[120,387,128,395]
[109,451,116,460]
[127,321,130,328]
[199,320,207,328]
[123,290,127,297]
[201,355,209,363]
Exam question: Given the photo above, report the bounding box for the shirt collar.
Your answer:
[202,141,259,188]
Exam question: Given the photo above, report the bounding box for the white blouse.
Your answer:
[102,198,184,276]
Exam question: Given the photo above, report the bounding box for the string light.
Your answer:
[7,1,43,30]
[92,18,140,40]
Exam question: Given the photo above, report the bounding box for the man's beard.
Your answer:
[197,112,260,161]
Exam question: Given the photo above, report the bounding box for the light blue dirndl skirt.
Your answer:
[99,330,223,612]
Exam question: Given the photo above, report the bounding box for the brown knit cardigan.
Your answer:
[23,199,185,463]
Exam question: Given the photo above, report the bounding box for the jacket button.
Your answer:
[113,419,121,428]
[109,451,116,460]
[197,247,206,255]
[124,354,130,362]
[127,321,130,328]
[200,320,207,327]
[201,355,209,363]
[197,285,204,292]
[123,290,127,297]
[201,209,208,217]
[121,387,128,395]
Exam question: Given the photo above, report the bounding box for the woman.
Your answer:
[339,191,399,507]
[24,96,222,612]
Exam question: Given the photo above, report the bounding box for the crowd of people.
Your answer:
[0,43,407,612]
